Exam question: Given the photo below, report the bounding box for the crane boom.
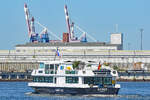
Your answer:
[24,3,31,37]
[64,5,71,37]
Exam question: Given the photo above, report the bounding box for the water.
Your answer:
[0,82,149,100]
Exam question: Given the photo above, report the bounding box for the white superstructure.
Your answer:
[28,60,120,95]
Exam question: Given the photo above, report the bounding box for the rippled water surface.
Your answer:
[0,82,149,100]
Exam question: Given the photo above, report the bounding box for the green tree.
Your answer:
[73,61,80,69]
[113,66,118,70]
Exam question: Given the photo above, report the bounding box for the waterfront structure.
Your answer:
[0,46,150,72]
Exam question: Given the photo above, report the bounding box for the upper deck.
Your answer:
[31,60,118,77]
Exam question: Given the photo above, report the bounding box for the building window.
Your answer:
[66,77,78,83]
[16,50,20,52]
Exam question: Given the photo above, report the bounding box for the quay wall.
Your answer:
[0,50,150,72]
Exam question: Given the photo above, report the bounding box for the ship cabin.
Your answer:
[31,61,117,88]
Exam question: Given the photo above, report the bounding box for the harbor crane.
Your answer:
[24,3,50,43]
[24,3,96,43]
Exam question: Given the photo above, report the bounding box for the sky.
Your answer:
[0,0,150,50]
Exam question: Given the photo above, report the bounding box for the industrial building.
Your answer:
[0,45,150,72]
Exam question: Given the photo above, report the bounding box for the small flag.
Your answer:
[56,48,61,58]
[98,62,101,70]
[56,48,60,56]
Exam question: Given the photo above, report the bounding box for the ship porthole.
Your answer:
[113,71,116,74]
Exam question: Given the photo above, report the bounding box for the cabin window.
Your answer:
[84,77,102,85]
[55,64,59,70]
[38,70,43,73]
[93,77,102,85]
[33,76,53,83]
[65,70,76,74]
[45,70,49,74]
[84,77,94,84]
[38,77,45,82]
[39,63,44,68]
[50,71,54,74]
[44,64,59,74]
[45,64,49,74]
[66,77,78,83]
[33,77,39,82]
[44,77,53,83]
[103,77,112,85]
[45,64,49,69]
[83,71,86,74]
[50,64,54,69]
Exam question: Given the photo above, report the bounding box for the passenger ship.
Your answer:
[28,60,120,95]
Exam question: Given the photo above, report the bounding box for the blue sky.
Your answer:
[0,0,150,50]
